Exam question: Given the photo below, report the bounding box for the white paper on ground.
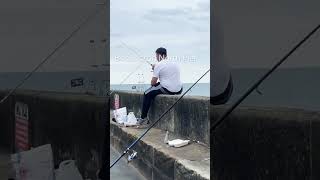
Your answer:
[11,144,55,180]
[113,107,127,124]
[168,139,190,148]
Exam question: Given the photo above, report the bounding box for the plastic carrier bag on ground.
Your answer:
[55,160,83,180]
[124,112,137,126]
[11,144,54,180]
[113,107,127,124]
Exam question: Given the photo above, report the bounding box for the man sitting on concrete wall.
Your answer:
[137,47,183,125]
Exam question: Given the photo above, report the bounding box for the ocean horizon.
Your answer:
[0,67,319,111]
[110,83,210,97]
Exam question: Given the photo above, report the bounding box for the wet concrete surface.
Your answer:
[110,146,145,180]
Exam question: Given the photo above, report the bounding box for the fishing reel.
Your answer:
[127,149,138,163]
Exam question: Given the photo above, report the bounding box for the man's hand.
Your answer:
[151,77,158,86]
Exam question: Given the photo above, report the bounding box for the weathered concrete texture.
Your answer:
[0,148,10,180]
[113,91,210,145]
[110,119,210,180]
[0,92,14,150]
[212,105,320,180]
[0,90,109,180]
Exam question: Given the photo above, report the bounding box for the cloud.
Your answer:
[110,32,123,38]
[111,0,210,84]
[142,8,190,22]
[196,1,210,12]
[141,3,209,32]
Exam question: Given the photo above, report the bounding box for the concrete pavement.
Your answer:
[110,146,145,180]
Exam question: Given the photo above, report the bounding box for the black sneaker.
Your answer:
[137,117,149,125]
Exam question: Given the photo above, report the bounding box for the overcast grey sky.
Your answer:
[1,0,319,76]
[110,0,210,84]
[215,0,320,68]
[0,0,105,72]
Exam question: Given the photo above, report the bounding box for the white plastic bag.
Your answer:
[125,112,137,126]
[113,107,127,124]
[55,160,83,180]
[168,139,190,148]
[11,144,55,180]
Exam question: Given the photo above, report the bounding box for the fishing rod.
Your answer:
[107,42,157,96]
[107,60,150,97]
[108,59,146,96]
[120,41,153,65]
[211,24,320,132]
[110,68,210,168]
[0,3,106,104]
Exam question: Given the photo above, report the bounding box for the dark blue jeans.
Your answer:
[141,82,182,119]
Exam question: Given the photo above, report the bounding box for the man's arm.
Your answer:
[151,63,160,86]
[151,77,158,86]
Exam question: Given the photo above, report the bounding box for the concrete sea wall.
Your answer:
[212,105,320,180]
[110,121,210,180]
[0,90,108,179]
[110,90,210,180]
[112,90,210,145]
[2,89,319,179]
[0,89,210,179]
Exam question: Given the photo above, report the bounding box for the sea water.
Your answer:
[1,68,320,111]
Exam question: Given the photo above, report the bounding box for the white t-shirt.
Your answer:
[212,12,231,97]
[153,59,182,92]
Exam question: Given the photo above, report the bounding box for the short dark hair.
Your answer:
[155,47,167,56]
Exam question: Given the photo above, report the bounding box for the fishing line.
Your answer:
[0,3,106,104]
[108,58,147,96]
[110,68,210,168]
[119,41,153,65]
[108,41,154,96]
[211,24,320,132]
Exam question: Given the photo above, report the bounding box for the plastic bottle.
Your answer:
[164,131,169,144]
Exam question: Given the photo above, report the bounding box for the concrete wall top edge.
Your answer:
[113,90,210,101]
[0,89,107,104]
[214,104,320,114]
[213,104,320,123]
